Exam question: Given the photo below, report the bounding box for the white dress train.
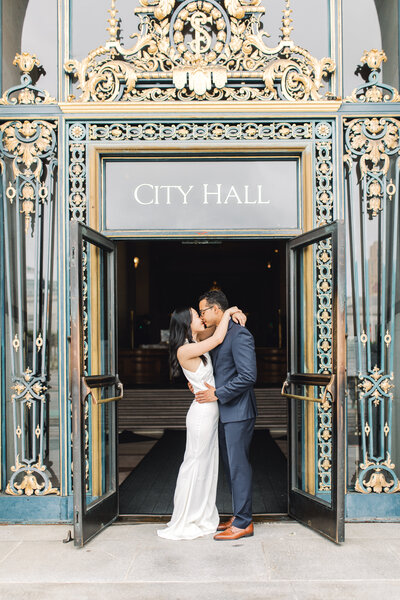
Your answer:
[157,352,219,540]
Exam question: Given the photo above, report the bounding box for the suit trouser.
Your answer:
[219,417,255,529]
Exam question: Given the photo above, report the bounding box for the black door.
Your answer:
[70,221,122,547]
[283,221,345,543]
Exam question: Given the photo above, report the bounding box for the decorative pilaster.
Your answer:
[0,119,59,496]
[344,116,400,493]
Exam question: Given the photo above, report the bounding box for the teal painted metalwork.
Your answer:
[0,152,6,489]
[316,238,333,493]
[67,116,337,497]
[0,53,56,106]
[0,119,59,497]
[313,119,335,494]
[344,115,400,494]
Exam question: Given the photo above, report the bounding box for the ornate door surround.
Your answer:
[1,0,400,523]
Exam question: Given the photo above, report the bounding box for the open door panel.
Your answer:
[283,221,345,543]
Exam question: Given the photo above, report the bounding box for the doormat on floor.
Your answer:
[119,429,287,515]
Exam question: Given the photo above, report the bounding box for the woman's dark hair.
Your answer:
[198,289,229,311]
[169,307,207,378]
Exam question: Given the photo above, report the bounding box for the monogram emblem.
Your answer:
[189,11,212,55]
[171,0,229,64]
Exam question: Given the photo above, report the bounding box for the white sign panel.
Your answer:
[103,158,300,233]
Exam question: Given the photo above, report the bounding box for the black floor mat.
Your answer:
[119,429,287,515]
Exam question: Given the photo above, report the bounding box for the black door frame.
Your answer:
[70,221,121,547]
[284,220,346,543]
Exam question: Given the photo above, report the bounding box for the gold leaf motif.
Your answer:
[13,52,40,73]
[18,89,36,104]
[365,86,382,102]
[359,379,372,394]
[63,0,335,102]
[23,367,33,381]
[369,181,381,196]
[361,49,387,71]
[0,53,55,105]
[0,120,56,178]
[12,382,25,396]
[363,469,393,494]
[372,390,380,406]
[320,251,329,263]
[14,472,44,496]
[320,280,330,292]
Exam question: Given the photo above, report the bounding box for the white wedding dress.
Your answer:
[157,352,219,540]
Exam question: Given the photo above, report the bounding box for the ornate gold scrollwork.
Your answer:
[1,118,59,497]
[344,117,400,218]
[64,0,335,102]
[0,53,55,105]
[346,49,400,104]
[6,456,59,497]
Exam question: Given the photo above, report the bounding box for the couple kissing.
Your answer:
[157,289,257,541]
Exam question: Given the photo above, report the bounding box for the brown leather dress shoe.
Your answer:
[217,516,235,531]
[214,522,254,541]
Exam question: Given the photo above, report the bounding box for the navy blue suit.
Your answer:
[211,321,257,529]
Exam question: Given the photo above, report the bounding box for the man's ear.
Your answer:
[212,305,220,315]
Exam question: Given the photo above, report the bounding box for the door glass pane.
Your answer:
[82,242,116,509]
[292,384,332,507]
[87,245,112,377]
[86,391,116,508]
[294,238,333,375]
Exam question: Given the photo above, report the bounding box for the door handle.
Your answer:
[281,374,335,404]
[321,374,335,404]
[92,380,124,405]
[81,376,124,405]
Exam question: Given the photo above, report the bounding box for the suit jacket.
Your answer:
[211,321,257,424]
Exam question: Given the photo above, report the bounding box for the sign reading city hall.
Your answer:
[103,158,301,235]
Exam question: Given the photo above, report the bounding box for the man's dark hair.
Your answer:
[199,289,229,311]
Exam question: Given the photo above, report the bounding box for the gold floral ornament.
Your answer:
[20,184,36,234]
[64,0,336,102]
[355,453,400,494]
[6,370,57,496]
[0,52,56,105]
[355,365,397,494]
[6,456,59,497]
[15,52,40,73]
[343,117,400,217]
[0,120,56,179]
[346,49,400,103]
[0,119,56,234]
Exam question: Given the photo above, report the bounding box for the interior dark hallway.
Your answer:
[116,239,288,515]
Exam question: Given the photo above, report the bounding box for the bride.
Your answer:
[157,304,244,540]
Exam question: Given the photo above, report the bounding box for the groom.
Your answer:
[195,290,257,541]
